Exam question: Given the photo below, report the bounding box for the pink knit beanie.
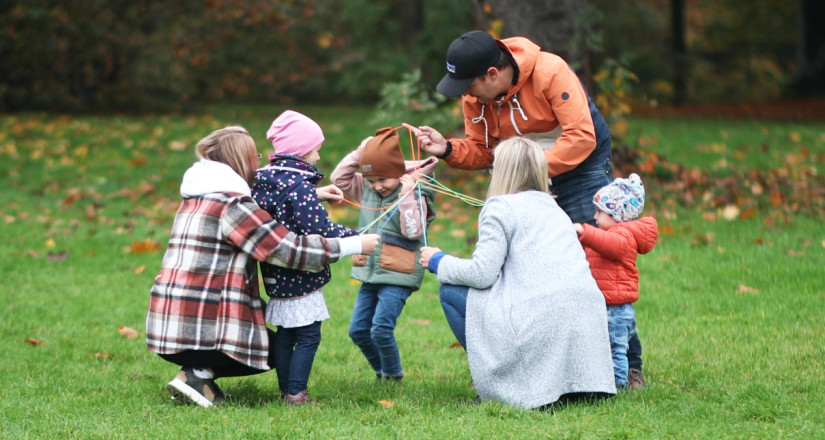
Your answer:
[266,110,325,157]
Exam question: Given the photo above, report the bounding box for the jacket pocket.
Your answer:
[379,234,417,274]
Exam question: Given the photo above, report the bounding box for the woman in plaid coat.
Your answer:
[146,126,379,408]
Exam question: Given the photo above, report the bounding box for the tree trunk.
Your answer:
[796,0,825,95]
[483,0,593,91]
[395,0,423,57]
[671,0,688,104]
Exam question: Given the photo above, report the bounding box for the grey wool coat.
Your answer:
[436,190,617,408]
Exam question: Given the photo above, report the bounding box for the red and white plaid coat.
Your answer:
[146,192,341,371]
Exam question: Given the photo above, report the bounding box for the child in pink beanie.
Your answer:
[265,110,326,159]
[252,110,359,405]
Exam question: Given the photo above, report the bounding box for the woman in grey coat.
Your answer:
[420,137,616,409]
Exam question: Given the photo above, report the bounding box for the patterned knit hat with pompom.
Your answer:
[593,173,646,222]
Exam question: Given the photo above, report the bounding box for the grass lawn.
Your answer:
[1,106,824,439]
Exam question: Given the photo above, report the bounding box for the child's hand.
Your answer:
[573,223,584,236]
[317,184,344,203]
[399,174,418,197]
[419,246,442,267]
[359,234,381,255]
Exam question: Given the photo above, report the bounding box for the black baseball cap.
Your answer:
[436,31,501,98]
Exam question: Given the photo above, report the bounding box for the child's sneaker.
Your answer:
[628,368,646,389]
[167,368,225,408]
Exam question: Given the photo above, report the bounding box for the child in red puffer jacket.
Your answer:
[573,173,658,390]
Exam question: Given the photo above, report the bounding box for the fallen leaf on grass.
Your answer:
[134,265,146,274]
[409,319,430,326]
[26,338,44,345]
[721,205,740,221]
[737,284,759,294]
[786,250,805,257]
[118,326,140,339]
[126,239,160,254]
[95,352,113,359]
[449,342,463,349]
[740,208,758,220]
[378,400,393,408]
[46,251,68,262]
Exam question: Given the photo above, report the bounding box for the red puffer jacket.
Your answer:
[578,217,658,305]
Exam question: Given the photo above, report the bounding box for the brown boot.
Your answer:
[628,368,646,389]
[284,390,314,406]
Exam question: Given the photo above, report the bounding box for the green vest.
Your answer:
[351,184,436,290]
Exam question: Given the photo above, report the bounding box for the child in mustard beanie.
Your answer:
[330,127,438,381]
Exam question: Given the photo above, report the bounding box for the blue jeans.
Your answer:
[272,321,322,395]
[439,284,469,349]
[607,303,637,388]
[348,283,412,377]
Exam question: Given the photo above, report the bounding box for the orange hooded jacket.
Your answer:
[445,36,599,177]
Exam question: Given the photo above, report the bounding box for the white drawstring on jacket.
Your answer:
[471,95,529,150]
[471,103,490,150]
[510,94,528,121]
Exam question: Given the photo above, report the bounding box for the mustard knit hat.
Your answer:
[360,127,405,178]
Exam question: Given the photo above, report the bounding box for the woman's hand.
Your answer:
[419,246,442,267]
[317,184,345,203]
[573,223,584,236]
[359,234,381,255]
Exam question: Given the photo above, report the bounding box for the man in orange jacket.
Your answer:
[407,30,646,388]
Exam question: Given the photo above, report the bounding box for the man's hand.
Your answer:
[403,123,448,157]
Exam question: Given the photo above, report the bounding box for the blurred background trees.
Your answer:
[0,0,821,113]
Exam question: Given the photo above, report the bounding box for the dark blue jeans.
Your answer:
[348,283,412,377]
[439,284,469,349]
[272,321,322,395]
[551,158,614,226]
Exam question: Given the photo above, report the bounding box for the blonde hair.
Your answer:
[195,126,258,184]
[487,137,551,198]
